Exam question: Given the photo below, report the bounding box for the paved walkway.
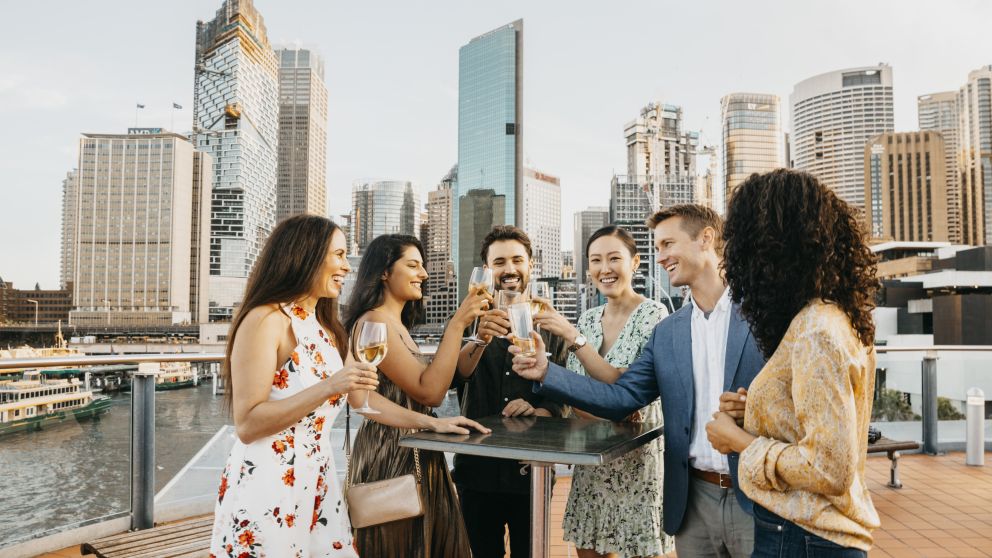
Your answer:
[47,452,992,558]
[547,452,992,558]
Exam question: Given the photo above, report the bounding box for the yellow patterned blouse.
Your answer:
[738,300,880,551]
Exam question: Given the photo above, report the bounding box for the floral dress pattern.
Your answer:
[563,300,674,557]
[210,304,358,558]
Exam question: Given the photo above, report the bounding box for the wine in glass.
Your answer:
[527,281,551,316]
[494,290,521,339]
[508,302,537,356]
[465,267,494,343]
[353,321,386,414]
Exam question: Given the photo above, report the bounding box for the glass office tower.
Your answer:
[454,19,523,297]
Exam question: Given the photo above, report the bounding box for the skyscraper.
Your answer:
[561,250,575,280]
[624,102,698,209]
[918,92,961,242]
[60,169,78,290]
[721,93,784,203]
[194,0,279,321]
[454,19,523,297]
[351,180,420,253]
[523,167,561,279]
[190,151,212,324]
[696,146,717,210]
[864,132,948,242]
[791,64,894,209]
[276,47,328,222]
[610,177,681,308]
[424,167,459,325]
[69,131,211,326]
[572,207,609,286]
[958,66,992,245]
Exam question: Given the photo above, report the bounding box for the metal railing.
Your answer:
[875,346,992,455]
[0,345,988,553]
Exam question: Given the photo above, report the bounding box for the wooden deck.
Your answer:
[46,452,992,558]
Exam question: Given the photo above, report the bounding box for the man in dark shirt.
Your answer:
[453,225,567,558]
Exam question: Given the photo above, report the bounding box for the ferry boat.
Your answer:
[0,346,82,382]
[0,322,82,382]
[0,371,111,436]
[122,362,198,391]
[153,362,198,390]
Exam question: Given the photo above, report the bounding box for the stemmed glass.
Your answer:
[465,267,494,343]
[353,321,386,414]
[526,281,551,331]
[526,281,551,316]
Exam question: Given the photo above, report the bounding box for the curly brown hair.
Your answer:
[722,169,879,358]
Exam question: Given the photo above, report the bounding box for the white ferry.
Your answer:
[0,371,111,436]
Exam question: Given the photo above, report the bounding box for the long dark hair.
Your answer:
[222,215,348,407]
[343,234,426,336]
[722,169,879,358]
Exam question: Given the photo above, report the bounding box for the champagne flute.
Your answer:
[353,321,386,414]
[465,267,494,343]
[508,302,537,357]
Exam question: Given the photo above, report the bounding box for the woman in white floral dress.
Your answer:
[210,216,488,558]
[534,225,673,558]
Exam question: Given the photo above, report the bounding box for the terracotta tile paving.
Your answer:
[49,452,992,558]
[544,453,992,558]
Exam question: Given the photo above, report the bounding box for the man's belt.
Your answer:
[691,467,733,489]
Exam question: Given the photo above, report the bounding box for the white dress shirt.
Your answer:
[688,287,732,474]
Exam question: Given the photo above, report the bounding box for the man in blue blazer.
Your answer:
[512,205,766,558]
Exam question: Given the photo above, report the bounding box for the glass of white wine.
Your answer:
[494,290,521,339]
[354,321,386,415]
[465,267,494,343]
[526,281,551,316]
[507,302,537,357]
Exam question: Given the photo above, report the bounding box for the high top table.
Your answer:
[399,414,663,557]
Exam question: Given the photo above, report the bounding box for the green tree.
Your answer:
[872,389,919,421]
[937,397,965,420]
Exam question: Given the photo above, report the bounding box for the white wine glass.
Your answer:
[507,302,537,357]
[465,267,494,343]
[527,281,551,331]
[494,290,521,338]
[354,321,387,414]
[526,281,551,316]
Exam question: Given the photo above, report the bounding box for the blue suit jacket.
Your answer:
[536,302,766,535]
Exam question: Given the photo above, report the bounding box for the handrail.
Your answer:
[0,346,986,371]
[876,346,992,353]
[0,353,225,370]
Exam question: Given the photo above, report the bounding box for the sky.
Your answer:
[1,0,990,289]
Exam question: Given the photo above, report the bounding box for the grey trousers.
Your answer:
[674,476,754,558]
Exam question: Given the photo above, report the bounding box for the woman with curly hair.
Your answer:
[705,169,881,557]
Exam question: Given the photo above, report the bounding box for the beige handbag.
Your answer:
[343,398,425,528]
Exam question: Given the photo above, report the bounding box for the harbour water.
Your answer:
[0,381,462,546]
[0,385,230,545]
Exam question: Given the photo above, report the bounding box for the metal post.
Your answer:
[528,462,552,558]
[921,351,940,455]
[967,387,985,466]
[130,364,157,530]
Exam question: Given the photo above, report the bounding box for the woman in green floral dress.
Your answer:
[534,225,673,558]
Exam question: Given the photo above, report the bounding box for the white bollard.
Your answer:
[966,387,985,466]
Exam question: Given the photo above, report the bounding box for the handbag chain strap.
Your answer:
[343,321,424,494]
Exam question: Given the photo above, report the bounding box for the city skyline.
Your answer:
[3,0,992,288]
